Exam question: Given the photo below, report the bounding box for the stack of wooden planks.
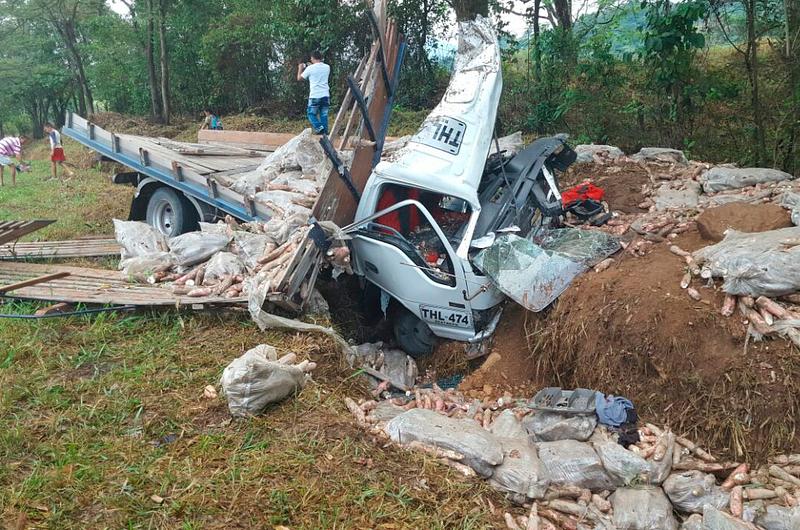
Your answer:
[0,220,55,246]
[0,238,120,260]
[0,261,245,307]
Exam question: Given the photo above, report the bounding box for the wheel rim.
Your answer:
[153,200,174,235]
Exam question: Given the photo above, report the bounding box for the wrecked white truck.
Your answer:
[64,16,584,358]
[344,17,576,355]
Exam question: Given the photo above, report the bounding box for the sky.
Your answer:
[500,0,534,35]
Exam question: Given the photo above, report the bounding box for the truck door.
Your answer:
[350,198,477,341]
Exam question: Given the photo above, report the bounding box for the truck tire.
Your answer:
[393,308,436,358]
[145,187,198,237]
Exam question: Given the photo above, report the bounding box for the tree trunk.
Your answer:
[452,0,488,20]
[146,0,163,122]
[158,0,171,125]
[60,20,94,115]
[552,0,572,30]
[533,0,542,82]
[744,0,766,165]
[74,74,87,116]
[53,22,86,116]
[25,98,47,139]
[781,0,799,173]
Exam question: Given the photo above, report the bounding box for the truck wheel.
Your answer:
[393,308,436,358]
[145,187,197,237]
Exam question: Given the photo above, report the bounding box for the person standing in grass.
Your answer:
[44,123,74,180]
[297,51,331,135]
[0,134,27,186]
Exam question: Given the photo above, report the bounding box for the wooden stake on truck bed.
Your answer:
[0,272,71,293]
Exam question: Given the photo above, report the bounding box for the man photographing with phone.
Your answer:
[297,51,331,135]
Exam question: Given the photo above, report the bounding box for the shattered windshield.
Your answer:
[472,229,621,311]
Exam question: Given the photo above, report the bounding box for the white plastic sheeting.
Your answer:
[168,231,231,266]
[701,167,796,193]
[610,488,679,530]
[662,471,730,514]
[575,144,625,163]
[384,408,504,478]
[229,129,327,196]
[693,226,800,297]
[113,219,167,261]
[536,439,615,491]
[220,344,313,417]
[631,147,688,165]
[203,251,245,282]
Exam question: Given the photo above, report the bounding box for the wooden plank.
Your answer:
[273,231,312,292]
[114,135,273,219]
[198,130,297,149]
[154,137,261,157]
[313,21,402,226]
[330,55,368,141]
[0,272,71,293]
[116,134,217,175]
[0,238,120,259]
[198,129,397,152]
[0,262,245,306]
[201,140,276,153]
[0,220,56,246]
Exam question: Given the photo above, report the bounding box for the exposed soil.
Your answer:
[461,229,800,462]
[90,111,197,139]
[561,161,651,214]
[696,202,793,241]
[459,305,541,397]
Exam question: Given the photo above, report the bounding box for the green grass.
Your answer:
[0,129,506,529]
[0,309,505,529]
[0,138,131,241]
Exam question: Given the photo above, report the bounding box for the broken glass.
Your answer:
[472,228,620,311]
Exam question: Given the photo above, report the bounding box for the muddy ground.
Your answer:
[460,163,800,463]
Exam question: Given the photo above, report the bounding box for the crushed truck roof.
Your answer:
[372,16,501,206]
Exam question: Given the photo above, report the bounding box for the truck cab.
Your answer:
[349,16,574,356]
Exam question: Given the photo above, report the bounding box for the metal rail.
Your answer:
[62,114,265,223]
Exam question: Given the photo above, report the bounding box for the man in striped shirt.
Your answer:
[0,135,27,186]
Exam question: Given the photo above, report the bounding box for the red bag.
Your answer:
[561,181,605,207]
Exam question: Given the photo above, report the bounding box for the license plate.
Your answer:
[412,116,466,155]
[419,305,471,329]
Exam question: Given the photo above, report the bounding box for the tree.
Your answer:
[450,0,488,20]
[27,0,101,116]
[158,0,171,123]
[390,0,450,109]
[117,0,163,121]
[777,0,799,171]
[640,0,708,147]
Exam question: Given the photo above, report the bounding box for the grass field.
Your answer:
[0,138,506,529]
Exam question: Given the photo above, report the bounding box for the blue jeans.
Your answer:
[307,97,330,134]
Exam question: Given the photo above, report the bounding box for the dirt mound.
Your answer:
[460,306,540,397]
[696,202,793,241]
[221,113,306,133]
[90,111,195,139]
[562,162,650,213]
[462,230,800,462]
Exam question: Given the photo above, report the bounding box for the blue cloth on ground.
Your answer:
[595,392,635,427]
